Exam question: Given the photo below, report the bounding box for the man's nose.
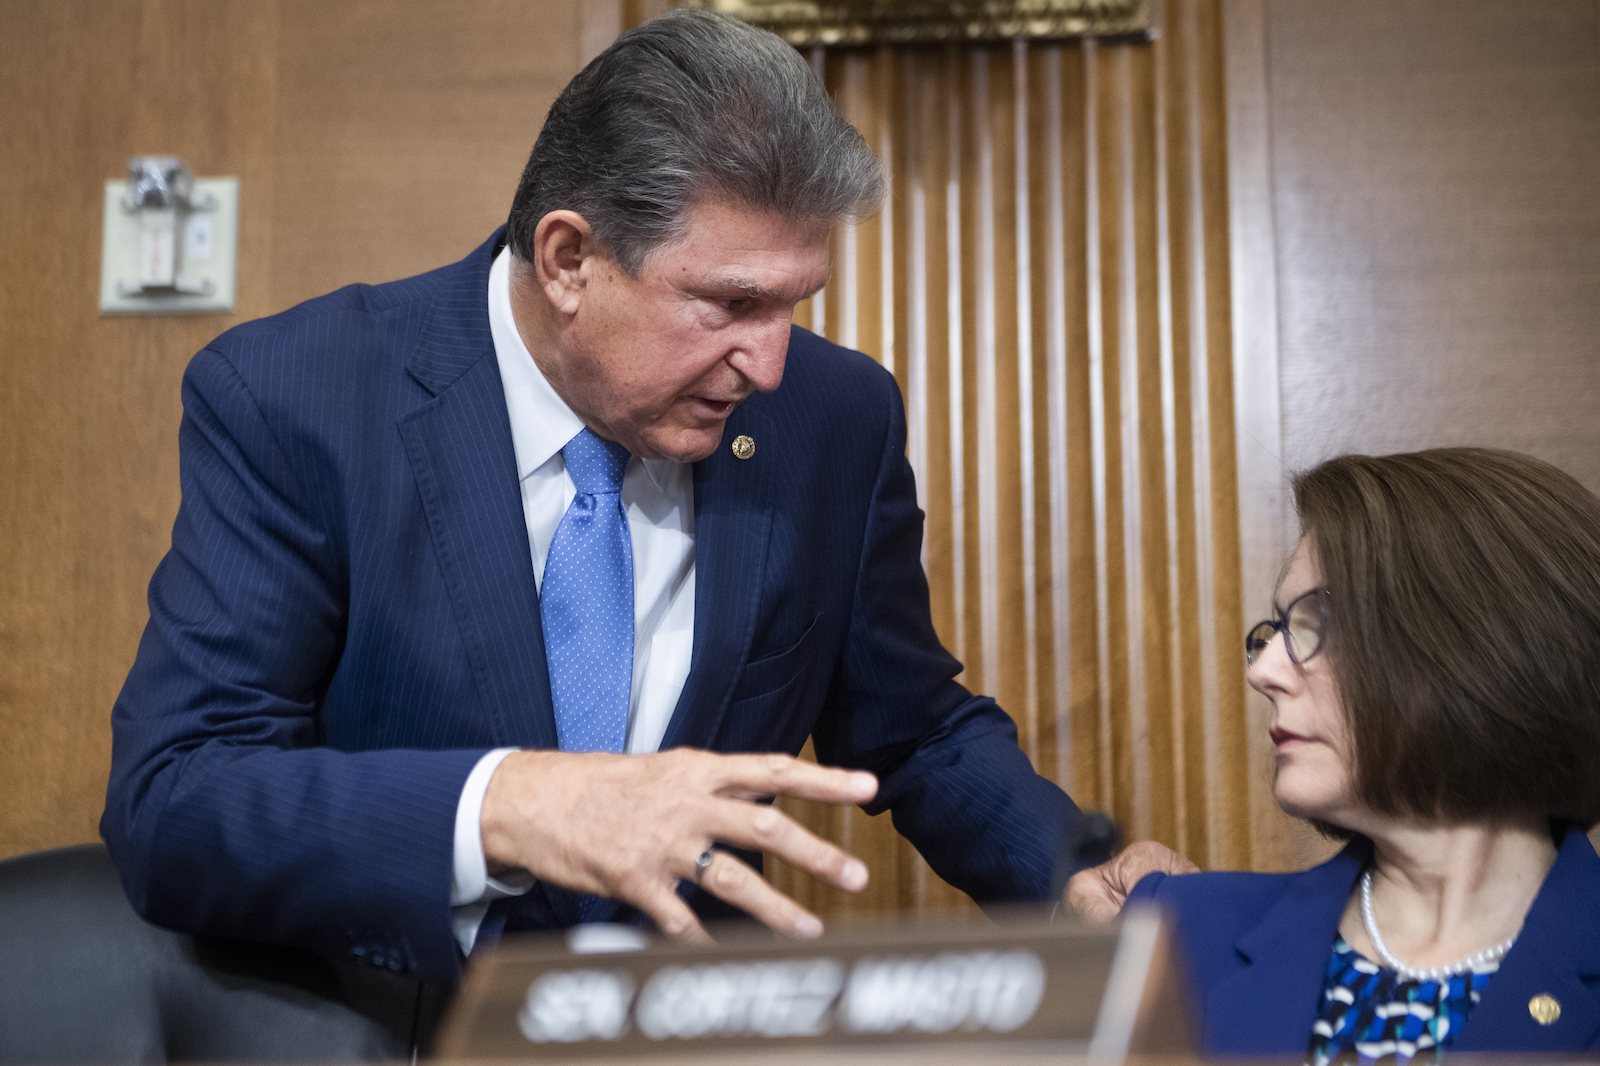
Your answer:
[728,319,790,393]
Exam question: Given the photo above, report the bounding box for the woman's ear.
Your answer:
[532,210,594,316]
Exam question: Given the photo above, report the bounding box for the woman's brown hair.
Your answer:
[1294,448,1600,828]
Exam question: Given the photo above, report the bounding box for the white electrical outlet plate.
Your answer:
[99,176,239,314]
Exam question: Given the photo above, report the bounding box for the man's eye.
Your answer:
[722,297,749,312]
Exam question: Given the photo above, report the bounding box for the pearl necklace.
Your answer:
[1360,870,1516,983]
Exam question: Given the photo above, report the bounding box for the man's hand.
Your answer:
[1064,840,1199,922]
[481,748,877,941]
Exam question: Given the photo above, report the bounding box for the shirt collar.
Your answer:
[488,246,673,491]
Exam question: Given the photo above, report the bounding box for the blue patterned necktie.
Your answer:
[542,427,634,755]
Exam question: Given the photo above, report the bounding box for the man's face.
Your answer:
[549,198,831,463]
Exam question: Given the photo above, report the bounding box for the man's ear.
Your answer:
[532,210,595,316]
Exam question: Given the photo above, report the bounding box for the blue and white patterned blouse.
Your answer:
[1305,937,1498,1065]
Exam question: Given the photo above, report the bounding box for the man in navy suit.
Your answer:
[102,9,1180,984]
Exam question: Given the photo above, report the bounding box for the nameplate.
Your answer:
[437,909,1189,1060]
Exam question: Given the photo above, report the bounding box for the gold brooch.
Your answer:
[1529,994,1561,1026]
[731,434,755,460]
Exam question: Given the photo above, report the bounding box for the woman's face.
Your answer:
[1249,538,1361,825]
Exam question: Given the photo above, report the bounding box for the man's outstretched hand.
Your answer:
[1064,840,1199,921]
[481,748,877,942]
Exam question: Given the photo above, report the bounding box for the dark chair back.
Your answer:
[0,844,424,1062]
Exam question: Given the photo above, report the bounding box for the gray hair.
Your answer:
[506,7,884,275]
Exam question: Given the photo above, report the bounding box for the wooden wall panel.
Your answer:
[0,0,585,860]
[1228,0,1600,867]
[270,0,577,311]
[1267,0,1600,490]
[770,0,1261,915]
[0,0,285,863]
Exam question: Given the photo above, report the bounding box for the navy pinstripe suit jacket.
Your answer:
[101,230,1078,983]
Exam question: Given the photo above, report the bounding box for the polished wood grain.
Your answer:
[1267,0,1600,487]
[768,0,1258,914]
[0,0,586,860]
[1228,0,1600,868]
[269,0,577,310]
[0,0,284,862]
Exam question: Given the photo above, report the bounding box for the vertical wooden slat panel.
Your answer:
[921,53,955,654]
[1057,44,1099,808]
[1138,42,1177,849]
[1013,37,1041,767]
[839,190,860,343]
[1198,0,1254,874]
[1111,44,1152,842]
[805,45,828,337]
[991,46,1027,742]
[774,0,1251,913]
[878,47,899,382]
[843,51,880,358]
[1041,45,1075,792]
[904,51,929,523]
[973,48,1002,705]
[1083,38,1116,817]
[1153,13,1193,860]
[904,73,956,936]
[947,45,970,678]
[1177,0,1220,872]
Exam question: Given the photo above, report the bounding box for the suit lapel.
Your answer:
[1210,832,1600,1055]
[397,234,557,750]
[660,403,777,751]
[1207,841,1369,1054]
[1453,829,1600,1052]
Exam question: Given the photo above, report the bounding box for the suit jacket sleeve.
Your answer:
[101,345,483,983]
[809,371,1080,903]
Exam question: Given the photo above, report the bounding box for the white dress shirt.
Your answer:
[448,246,697,952]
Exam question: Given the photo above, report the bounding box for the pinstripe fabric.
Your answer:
[103,229,1079,985]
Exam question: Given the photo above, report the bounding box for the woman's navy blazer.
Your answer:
[1128,828,1600,1058]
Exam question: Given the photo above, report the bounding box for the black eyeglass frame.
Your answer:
[1245,586,1331,667]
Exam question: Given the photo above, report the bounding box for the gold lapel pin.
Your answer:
[731,434,755,461]
[1529,994,1561,1026]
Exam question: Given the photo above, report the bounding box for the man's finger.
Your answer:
[633,880,712,944]
[1163,851,1202,876]
[1065,866,1125,923]
[1112,840,1197,886]
[479,748,874,942]
[1063,840,1197,922]
[695,850,825,939]
[707,752,878,806]
[708,801,869,894]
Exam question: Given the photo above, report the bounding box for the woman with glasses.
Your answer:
[1128,448,1600,1062]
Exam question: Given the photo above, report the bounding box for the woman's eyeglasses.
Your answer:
[1245,587,1331,667]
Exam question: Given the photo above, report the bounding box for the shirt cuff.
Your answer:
[451,748,537,955]
[452,746,536,886]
